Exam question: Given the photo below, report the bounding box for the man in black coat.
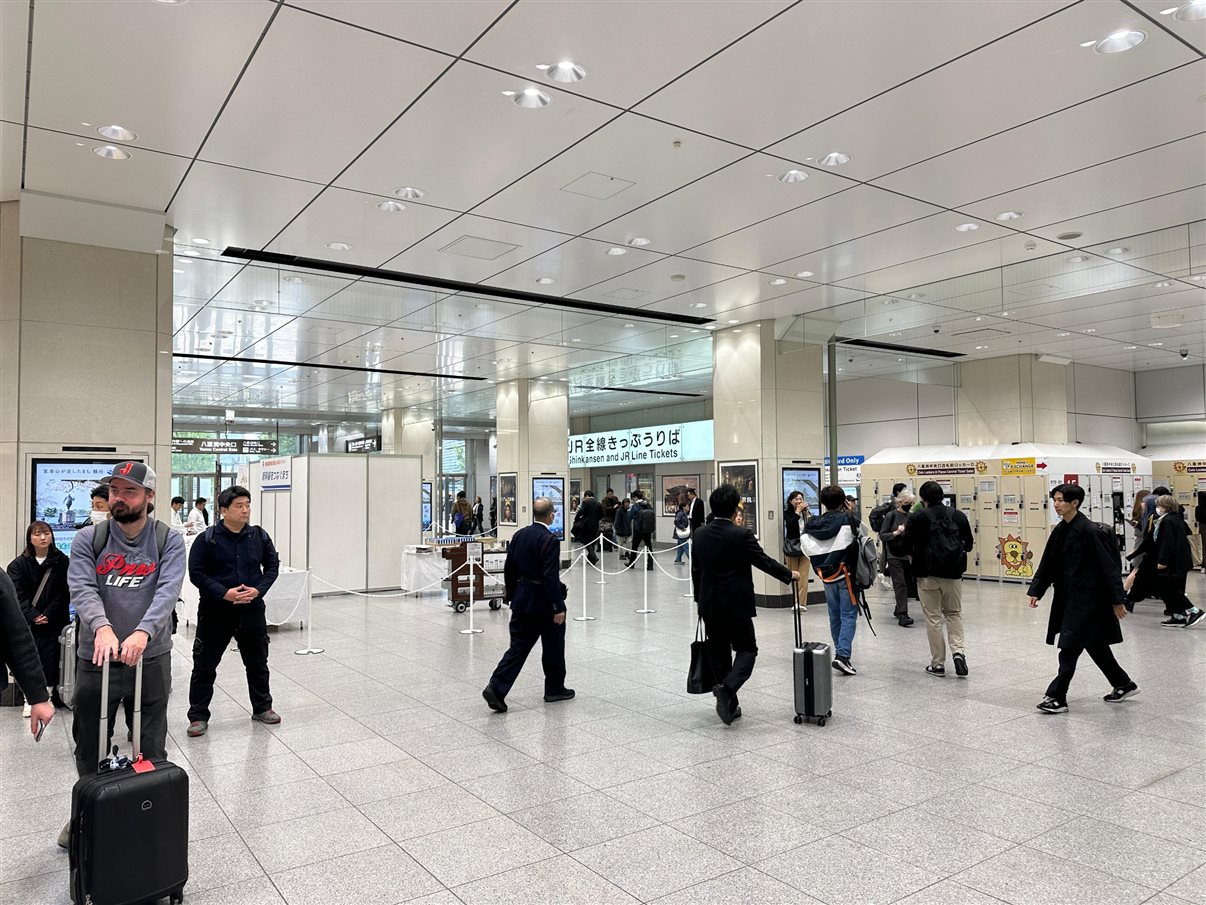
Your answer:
[1028,483,1137,713]
[0,572,55,737]
[572,490,605,565]
[692,484,798,725]
[186,485,281,737]
[483,498,573,713]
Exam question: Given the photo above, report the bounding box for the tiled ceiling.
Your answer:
[3,0,1204,430]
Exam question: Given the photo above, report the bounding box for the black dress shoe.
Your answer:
[544,689,575,703]
[713,684,735,725]
[482,686,507,713]
[897,615,915,627]
[732,706,742,721]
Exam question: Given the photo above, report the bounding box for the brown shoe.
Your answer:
[186,721,208,737]
[251,709,281,725]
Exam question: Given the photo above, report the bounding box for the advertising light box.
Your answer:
[568,420,713,468]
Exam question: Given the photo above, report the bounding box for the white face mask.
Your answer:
[1156,507,1168,517]
[90,509,109,524]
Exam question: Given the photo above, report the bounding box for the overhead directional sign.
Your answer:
[172,437,278,455]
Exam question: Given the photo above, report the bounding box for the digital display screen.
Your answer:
[30,458,132,556]
[532,476,566,541]
[782,467,822,516]
[421,482,433,532]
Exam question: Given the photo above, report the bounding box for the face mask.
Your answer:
[1156,508,1168,517]
[90,509,109,524]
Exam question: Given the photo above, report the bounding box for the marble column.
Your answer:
[381,408,436,478]
[957,355,1069,445]
[495,379,569,552]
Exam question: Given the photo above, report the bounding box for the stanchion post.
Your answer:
[574,549,596,621]
[594,535,606,585]
[459,562,483,635]
[295,571,324,655]
[636,548,657,614]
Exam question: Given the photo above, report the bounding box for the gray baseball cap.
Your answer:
[98,461,156,491]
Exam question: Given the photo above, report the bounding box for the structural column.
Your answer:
[381,408,436,478]
[0,200,174,563]
[495,379,569,553]
[712,321,824,606]
[957,355,1068,445]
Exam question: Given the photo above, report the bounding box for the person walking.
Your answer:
[64,462,184,847]
[6,521,72,713]
[185,485,281,737]
[572,490,604,565]
[601,488,620,552]
[782,491,810,611]
[1,571,56,738]
[879,491,917,627]
[898,481,974,677]
[801,486,862,676]
[1028,483,1138,713]
[472,496,485,534]
[1197,491,1206,575]
[452,491,474,536]
[672,503,692,564]
[1149,493,1203,628]
[614,498,633,562]
[869,483,906,589]
[482,498,573,712]
[628,491,656,570]
[186,497,208,533]
[692,484,797,725]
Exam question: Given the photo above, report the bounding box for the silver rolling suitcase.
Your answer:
[792,585,833,726]
[58,620,77,707]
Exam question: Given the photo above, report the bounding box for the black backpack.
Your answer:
[92,518,171,558]
[926,508,966,577]
[636,504,656,533]
[868,500,893,533]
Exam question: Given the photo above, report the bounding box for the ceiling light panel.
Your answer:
[335,62,615,212]
[641,0,1069,148]
[23,0,272,155]
[474,113,746,235]
[876,62,1204,209]
[202,8,452,182]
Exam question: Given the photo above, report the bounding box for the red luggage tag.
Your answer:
[131,756,156,774]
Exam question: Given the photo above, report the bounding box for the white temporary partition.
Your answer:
[309,456,369,592]
[367,455,422,589]
[288,456,309,570]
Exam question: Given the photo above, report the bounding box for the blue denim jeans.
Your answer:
[673,539,689,563]
[824,578,858,659]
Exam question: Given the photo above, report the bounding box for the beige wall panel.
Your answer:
[21,237,156,329]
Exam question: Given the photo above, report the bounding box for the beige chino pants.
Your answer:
[917,576,965,667]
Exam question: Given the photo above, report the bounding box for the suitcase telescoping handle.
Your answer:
[792,578,802,649]
[97,656,143,769]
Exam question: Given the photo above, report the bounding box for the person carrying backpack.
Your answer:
[672,503,691,564]
[800,486,863,675]
[868,483,905,587]
[628,492,656,571]
[897,480,974,677]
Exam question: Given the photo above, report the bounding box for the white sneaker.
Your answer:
[21,702,32,718]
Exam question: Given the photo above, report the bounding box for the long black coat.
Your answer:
[1028,513,1126,648]
[573,497,604,543]
[6,548,72,633]
[1153,510,1194,577]
[691,518,793,621]
[0,572,49,702]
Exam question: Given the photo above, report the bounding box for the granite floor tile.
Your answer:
[323,758,449,806]
[647,866,825,905]
[416,739,539,782]
[915,785,1076,844]
[571,825,742,902]
[842,807,1014,875]
[0,830,65,884]
[185,877,288,905]
[953,846,1156,905]
[241,806,391,874]
[510,791,659,852]
[1165,863,1206,904]
[0,869,70,905]
[270,843,443,905]
[459,764,591,814]
[187,832,266,894]
[607,769,744,822]
[1094,791,1206,852]
[402,815,559,887]
[452,854,637,904]
[212,777,350,831]
[673,799,828,863]
[756,776,904,832]
[296,736,410,776]
[551,745,674,789]
[359,783,500,842]
[755,834,939,905]
[981,763,1132,814]
[1029,817,1206,890]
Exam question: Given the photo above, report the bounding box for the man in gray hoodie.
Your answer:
[60,461,184,847]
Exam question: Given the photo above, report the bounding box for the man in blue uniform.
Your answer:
[483,498,573,713]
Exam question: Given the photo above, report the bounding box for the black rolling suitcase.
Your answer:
[792,583,833,727]
[70,658,189,905]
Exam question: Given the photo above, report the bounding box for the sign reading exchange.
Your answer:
[568,420,714,468]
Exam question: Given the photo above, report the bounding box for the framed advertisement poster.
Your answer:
[782,467,822,518]
[532,476,566,541]
[718,460,759,537]
[661,475,699,516]
[570,478,582,512]
[498,472,518,526]
[420,481,433,532]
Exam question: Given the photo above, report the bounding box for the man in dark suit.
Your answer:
[687,488,705,538]
[692,484,798,725]
[482,498,574,713]
[572,490,605,565]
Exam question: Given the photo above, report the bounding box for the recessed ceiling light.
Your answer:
[191,237,210,245]
[907,292,926,300]
[473,303,490,310]
[1079,40,1097,47]
[511,86,551,108]
[1084,328,1097,333]
[768,278,787,286]
[605,247,627,256]
[375,200,405,213]
[172,269,184,275]
[1092,29,1146,54]
[623,323,635,328]
[178,248,200,257]
[974,316,983,321]
[669,334,679,339]
[326,242,351,250]
[889,331,903,337]
[705,325,717,330]
[837,367,843,372]
[96,124,137,142]
[1124,345,1138,350]
[794,270,814,278]
[282,275,305,284]
[1154,281,1173,287]
[92,144,131,160]
[777,169,808,183]
[1106,246,1128,255]
[1001,311,1010,316]
[571,338,581,342]
[975,345,989,350]
[1056,231,1083,242]
[1067,255,1088,263]
[535,277,556,285]
[626,236,651,247]
[541,60,587,82]
[689,302,707,309]
[1151,342,1164,347]
[393,186,425,200]
[727,319,739,324]
[995,211,1023,221]
[953,222,980,232]
[1191,275,1206,281]
[670,274,687,282]
[1174,1,1206,21]
[733,329,743,334]
[818,152,851,167]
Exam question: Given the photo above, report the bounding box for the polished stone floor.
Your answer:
[3,549,1204,905]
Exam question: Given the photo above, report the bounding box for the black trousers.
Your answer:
[488,611,567,698]
[703,614,758,698]
[1157,573,1194,618]
[188,602,272,722]
[73,654,171,777]
[887,559,917,617]
[31,626,60,691]
[1045,643,1131,702]
[630,531,654,568]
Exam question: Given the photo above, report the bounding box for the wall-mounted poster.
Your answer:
[782,467,822,518]
[532,476,566,541]
[420,482,433,532]
[498,472,518,526]
[719,460,758,537]
[570,479,582,513]
[661,475,700,516]
[30,458,132,556]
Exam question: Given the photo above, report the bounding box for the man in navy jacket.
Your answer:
[483,498,573,712]
[186,485,280,736]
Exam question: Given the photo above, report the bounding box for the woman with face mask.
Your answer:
[1151,495,1203,628]
[6,521,72,713]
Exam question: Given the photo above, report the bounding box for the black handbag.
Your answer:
[687,617,715,694]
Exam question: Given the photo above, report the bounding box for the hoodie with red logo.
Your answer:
[67,519,186,661]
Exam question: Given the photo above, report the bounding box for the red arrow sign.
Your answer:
[1036,462,1048,470]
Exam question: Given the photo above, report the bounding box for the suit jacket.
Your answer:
[504,523,565,617]
[1028,512,1125,648]
[691,518,793,621]
[688,497,705,531]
